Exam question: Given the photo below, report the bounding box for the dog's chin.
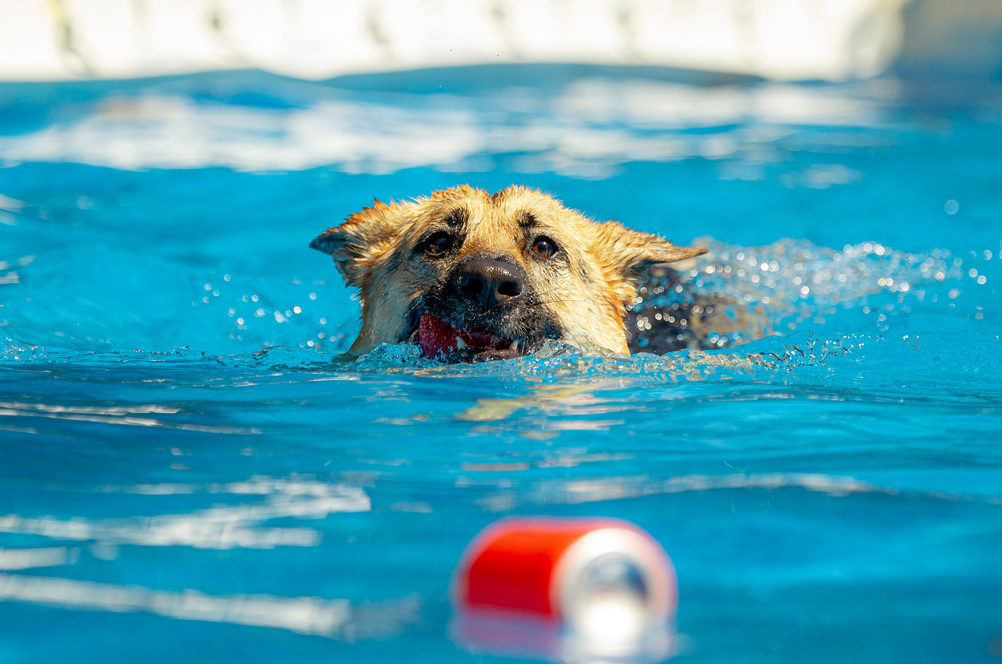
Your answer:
[414,313,531,362]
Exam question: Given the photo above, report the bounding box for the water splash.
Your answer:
[0,331,44,361]
[629,238,975,351]
[316,334,856,388]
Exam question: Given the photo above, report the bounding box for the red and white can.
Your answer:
[453,517,677,648]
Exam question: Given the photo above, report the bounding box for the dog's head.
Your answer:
[311,185,705,359]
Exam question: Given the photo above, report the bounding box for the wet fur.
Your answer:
[311,185,708,358]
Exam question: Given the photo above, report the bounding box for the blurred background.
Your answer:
[2,0,1002,83]
[1,0,1001,188]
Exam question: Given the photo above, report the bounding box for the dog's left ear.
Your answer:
[593,220,707,284]
[310,199,410,287]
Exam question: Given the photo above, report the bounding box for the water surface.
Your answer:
[1,68,1001,662]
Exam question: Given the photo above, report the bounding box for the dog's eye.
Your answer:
[422,232,453,256]
[532,237,558,258]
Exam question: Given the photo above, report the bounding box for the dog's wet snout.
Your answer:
[457,257,524,308]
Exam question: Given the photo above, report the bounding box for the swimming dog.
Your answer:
[310,185,710,361]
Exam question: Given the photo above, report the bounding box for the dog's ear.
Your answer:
[592,221,706,284]
[310,199,409,287]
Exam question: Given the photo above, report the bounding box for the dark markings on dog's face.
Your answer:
[444,208,468,229]
[310,185,707,359]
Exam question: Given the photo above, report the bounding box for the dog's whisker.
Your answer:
[532,298,589,306]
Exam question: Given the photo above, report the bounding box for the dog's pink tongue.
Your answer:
[419,313,460,357]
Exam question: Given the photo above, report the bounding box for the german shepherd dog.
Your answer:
[311,185,726,361]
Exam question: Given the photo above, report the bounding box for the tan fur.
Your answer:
[311,185,706,357]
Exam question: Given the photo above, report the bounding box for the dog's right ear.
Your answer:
[310,199,409,287]
[592,221,707,282]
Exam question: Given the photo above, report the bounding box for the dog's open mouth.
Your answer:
[418,313,519,360]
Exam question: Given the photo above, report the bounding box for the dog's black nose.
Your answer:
[457,257,524,308]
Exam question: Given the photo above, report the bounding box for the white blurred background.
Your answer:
[1,0,1000,83]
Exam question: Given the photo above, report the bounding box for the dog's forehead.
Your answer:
[451,188,575,249]
[492,187,567,221]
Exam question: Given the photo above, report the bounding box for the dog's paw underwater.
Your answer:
[311,185,752,363]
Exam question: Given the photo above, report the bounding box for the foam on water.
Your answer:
[0,79,888,175]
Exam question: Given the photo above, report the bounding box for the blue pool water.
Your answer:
[0,68,1001,662]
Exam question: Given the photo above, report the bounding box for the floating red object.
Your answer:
[453,517,677,648]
